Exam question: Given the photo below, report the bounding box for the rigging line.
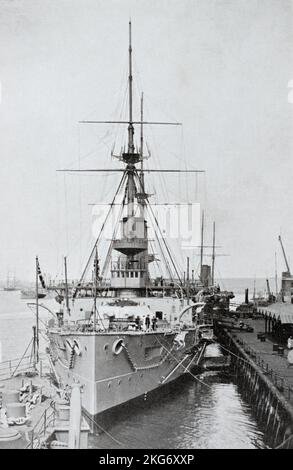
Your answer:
[73,171,127,295]
[133,57,180,126]
[149,240,163,278]
[65,128,111,172]
[111,56,129,122]
[151,219,173,281]
[80,53,128,124]
[12,337,34,376]
[215,265,226,291]
[139,97,170,203]
[79,66,128,164]
[149,204,182,283]
[81,173,124,282]
[134,169,182,283]
[84,409,152,449]
[155,335,212,390]
[83,412,125,448]
[181,126,189,203]
[63,174,69,256]
[163,236,185,278]
[100,185,127,278]
[139,92,181,204]
[55,172,60,273]
[66,92,129,171]
[146,207,170,279]
[78,125,82,273]
[144,203,173,281]
[194,260,201,278]
[209,338,273,372]
[112,79,129,155]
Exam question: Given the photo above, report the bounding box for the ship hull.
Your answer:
[48,328,202,417]
[83,367,197,433]
[21,291,46,299]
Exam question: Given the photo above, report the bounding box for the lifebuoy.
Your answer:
[112,338,124,355]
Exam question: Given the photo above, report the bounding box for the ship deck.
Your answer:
[0,373,57,449]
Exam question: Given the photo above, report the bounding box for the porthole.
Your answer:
[108,382,111,388]
[103,344,109,351]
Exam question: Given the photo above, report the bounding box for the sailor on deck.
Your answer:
[145,314,150,331]
[287,336,293,350]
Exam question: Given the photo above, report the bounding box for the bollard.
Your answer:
[68,383,82,449]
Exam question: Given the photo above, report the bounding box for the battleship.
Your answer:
[44,22,219,420]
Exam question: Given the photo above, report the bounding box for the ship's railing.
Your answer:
[49,317,176,334]
[25,401,57,449]
[0,355,34,380]
[0,353,47,381]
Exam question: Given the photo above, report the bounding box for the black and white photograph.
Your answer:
[0,0,292,456]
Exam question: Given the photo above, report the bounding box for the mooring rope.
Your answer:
[83,411,147,449]
[154,335,213,390]
[213,336,289,383]
[274,433,293,449]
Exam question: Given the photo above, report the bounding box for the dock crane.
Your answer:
[278,235,291,275]
[266,278,275,303]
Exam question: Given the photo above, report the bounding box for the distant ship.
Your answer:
[21,289,46,299]
[3,272,18,291]
[45,22,225,420]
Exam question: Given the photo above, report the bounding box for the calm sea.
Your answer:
[0,279,272,449]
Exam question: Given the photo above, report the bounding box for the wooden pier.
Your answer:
[215,310,293,449]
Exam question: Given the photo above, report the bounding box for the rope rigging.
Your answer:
[134,168,183,284]
[72,170,127,299]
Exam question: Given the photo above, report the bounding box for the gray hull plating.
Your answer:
[48,328,201,416]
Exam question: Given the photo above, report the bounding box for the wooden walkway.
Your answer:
[229,317,293,402]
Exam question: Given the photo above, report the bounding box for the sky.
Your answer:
[0,0,293,282]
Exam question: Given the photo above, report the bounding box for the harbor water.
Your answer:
[0,282,272,449]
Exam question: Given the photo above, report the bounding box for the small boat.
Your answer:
[217,319,254,333]
[21,289,46,300]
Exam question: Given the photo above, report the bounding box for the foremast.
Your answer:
[111,22,150,296]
